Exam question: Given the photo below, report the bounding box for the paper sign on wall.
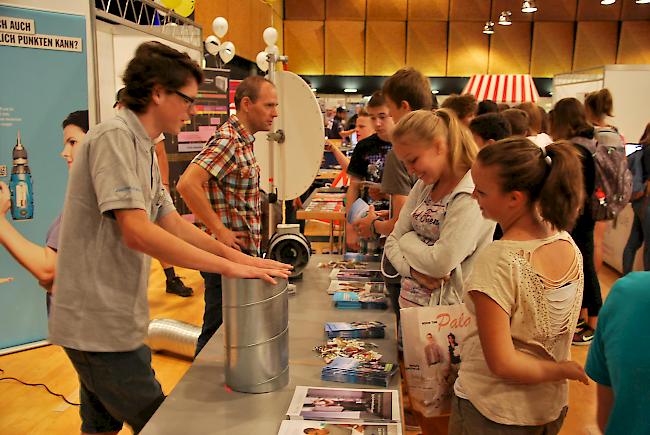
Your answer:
[0,14,81,52]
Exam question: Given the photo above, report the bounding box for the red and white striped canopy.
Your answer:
[462,74,540,103]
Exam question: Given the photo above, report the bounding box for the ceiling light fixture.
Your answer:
[600,0,616,4]
[498,10,512,25]
[636,0,650,4]
[343,88,358,93]
[483,21,495,34]
[521,0,537,13]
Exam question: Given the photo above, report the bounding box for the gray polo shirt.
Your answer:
[49,108,175,352]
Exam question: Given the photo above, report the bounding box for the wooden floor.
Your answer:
[0,229,621,434]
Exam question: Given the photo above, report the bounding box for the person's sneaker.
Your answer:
[166,277,193,297]
[575,318,587,332]
[572,325,594,346]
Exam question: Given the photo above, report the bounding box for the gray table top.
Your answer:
[141,255,401,435]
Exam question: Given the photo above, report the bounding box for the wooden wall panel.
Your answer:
[365,21,406,75]
[491,0,533,22]
[530,22,575,77]
[195,0,229,39]
[406,21,448,76]
[621,0,650,20]
[326,0,366,20]
[447,21,488,76]
[367,0,407,20]
[488,22,531,74]
[533,0,577,21]
[227,0,253,60]
[250,1,274,57]
[407,0,449,21]
[283,21,325,75]
[449,0,490,21]
[617,21,650,64]
[573,21,619,71]
[284,0,324,20]
[577,0,622,20]
[325,21,365,75]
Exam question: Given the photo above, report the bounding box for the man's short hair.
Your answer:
[382,67,433,111]
[121,41,203,114]
[441,94,477,120]
[357,109,370,118]
[62,110,90,133]
[367,91,386,109]
[477,99,498,115]
[469,113,512,142]
[501,108,530,136]
[234,75,275,111]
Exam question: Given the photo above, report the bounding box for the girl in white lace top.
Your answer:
[450,138,590,434]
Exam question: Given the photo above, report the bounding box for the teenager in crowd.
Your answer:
[451,138,588,435]
[469,113,512,149]
[517,102,553,148]
[440,94,477,126]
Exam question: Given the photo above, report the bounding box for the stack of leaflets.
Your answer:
[285,386,401,427]
[278,419,402,435]
[327,281,384,295]
[318,259,369,270]
[321,357,398,387]
[325,322,386,339]
[330,269,384,282]
[333,291,388,310]
[314,338,382,364]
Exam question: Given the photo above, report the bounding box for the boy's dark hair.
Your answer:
[469,113,512,142]
[234,75,275,110]
[382,67,433,111]
[62,110,90,133]
[121,41,204,114]
[477,99,498,115]
[441,94,478,120]
[501,108,530,136]
[367,91,386,108]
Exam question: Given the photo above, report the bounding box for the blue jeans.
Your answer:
[195,271,223,357]
[623,199,650,274]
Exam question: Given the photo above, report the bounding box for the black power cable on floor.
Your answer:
[0,368,80,406]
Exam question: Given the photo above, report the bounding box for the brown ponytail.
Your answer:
[477,138,585,231]
[585,88,614,119]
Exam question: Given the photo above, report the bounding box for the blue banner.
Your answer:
[0,5,88,350]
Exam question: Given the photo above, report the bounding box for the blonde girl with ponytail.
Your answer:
[384,109,495,434]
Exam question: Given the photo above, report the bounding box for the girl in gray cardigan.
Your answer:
[384,109,495,307]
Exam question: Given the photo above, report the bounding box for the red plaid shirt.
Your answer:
[191,114,261,255]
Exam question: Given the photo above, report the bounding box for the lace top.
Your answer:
[454,232,584,426]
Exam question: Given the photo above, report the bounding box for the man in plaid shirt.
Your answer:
[178,76,279,355]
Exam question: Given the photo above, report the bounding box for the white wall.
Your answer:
[94,23,203,122]
[604,67,650,143]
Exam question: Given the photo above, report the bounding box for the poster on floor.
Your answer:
[0,4,88,351]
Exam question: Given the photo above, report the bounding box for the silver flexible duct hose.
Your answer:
[146,318,200,359]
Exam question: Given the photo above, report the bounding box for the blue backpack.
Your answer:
[627,148,646,201]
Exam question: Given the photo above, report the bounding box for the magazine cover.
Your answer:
[347,198,369,224]
[278,420,402,435]
[286,386,400,423]
[400,304,472,417]
[328,281,385,295]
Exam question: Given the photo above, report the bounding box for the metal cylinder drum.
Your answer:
[222,277,289,393]
[268,223,311,278]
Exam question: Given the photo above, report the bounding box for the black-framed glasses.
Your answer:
[172,89,196,106]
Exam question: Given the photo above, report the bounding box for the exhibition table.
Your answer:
[140,255,400,434]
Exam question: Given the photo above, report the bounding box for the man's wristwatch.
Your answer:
[370,217,381,239]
